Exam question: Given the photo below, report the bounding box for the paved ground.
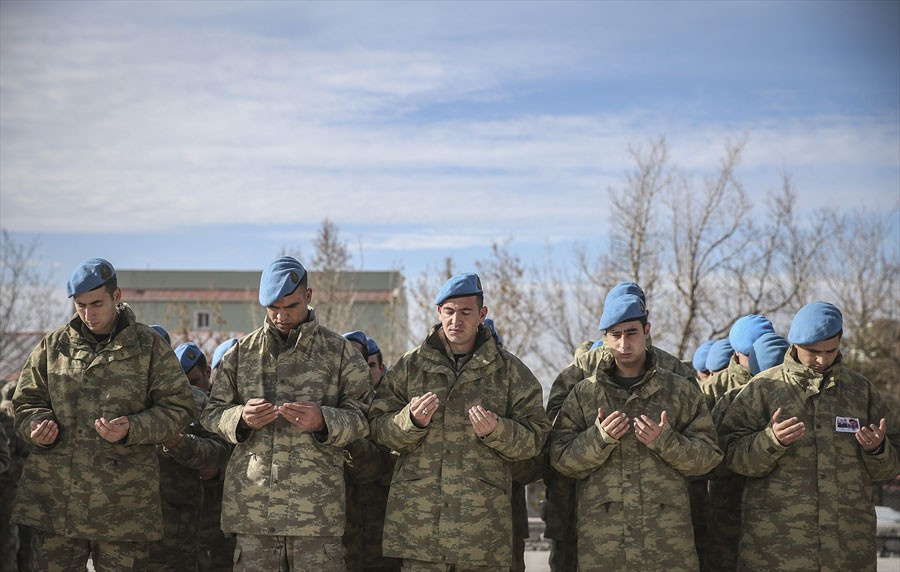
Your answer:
[523,551,900,572]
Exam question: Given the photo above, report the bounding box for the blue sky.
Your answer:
[2,0,898,286]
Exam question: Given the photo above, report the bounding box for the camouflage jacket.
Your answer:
[12,304,195,541]
[719,350,900,572]
[201,309,372,537]
[699,355,751,412]
[542,343,700,541]
[369,325,550,567]
[549,353,722,571]
[157,387,231,539]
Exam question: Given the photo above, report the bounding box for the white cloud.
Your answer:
[1,1,897,251]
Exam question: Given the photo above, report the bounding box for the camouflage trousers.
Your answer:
[35,533,149,572]
[548,539,577,572]
[147,532,198,572]
[401,561,505,572]
[705,474,744,572]
[233,534,345,572]
[0,521,37,572]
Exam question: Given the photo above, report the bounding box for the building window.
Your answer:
[195,311,211,330]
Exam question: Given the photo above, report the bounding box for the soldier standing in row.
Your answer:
[11,257,195,571]
[719,301,900,571]
[147,342,232,572]
[370,273,549,571]
[202,256,372,571]
[550,293,722,571]
[342,332,401,572]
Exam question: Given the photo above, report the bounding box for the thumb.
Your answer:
[771,407,782,425]
[597,406,604,420]
[659,410,667,427]
[880,418,887,433]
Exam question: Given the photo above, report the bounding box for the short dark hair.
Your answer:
[190,352,208,373]
[88,276,118,297]
[284,273,309,300]
[370,350,384,367]
[602,314,648,334]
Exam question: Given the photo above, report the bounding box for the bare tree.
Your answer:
[475,240,546,364]
[821,207,899,334]
[407,257,455,345]
[713,172,838,336]
[0,230,65,379]
[309,219,356,333]
[662,137,751,357]
[601,136,669,297]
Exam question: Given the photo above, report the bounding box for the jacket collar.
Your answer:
[782,345,842,396]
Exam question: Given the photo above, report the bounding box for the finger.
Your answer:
[771,407,782,425]
[880,418,887,433]
[659,411,667,427]
[598,406,604,420]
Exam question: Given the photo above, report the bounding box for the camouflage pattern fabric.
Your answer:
[201,309,372,538]
[149,387,231,572]
[36,533,149,572]
[699,355,751,412]
[704,385,746,572]
[719,349,900,572]
[508,456,542,572]
[549,353,722,572]
[343,415,401,572]
[369,325,550,568]
[542,343,702,571]
[196,477,235,572]
[232,534,345,572]
[12,304,195,542]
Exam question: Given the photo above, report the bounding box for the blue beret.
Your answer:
[605,281,646,305]
[366,336,381,356]
[66,257,116,297]
[212,338,238,369]
[598,294,646,331]
[434,273,483,305]
[749,332,789,375]
[788,301,843,345]
[484,318,504,347]
[692,340,715,371]
[259,256,307,307]
[343,330,369,357]
[175,342,204,374]
[149,325,171,346]
[705,339,734,372]
[590,338,604,350]
[729,314,775,355]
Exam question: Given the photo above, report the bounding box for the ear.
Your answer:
[305,288,313,304]
[113,288,122,304]
[480,306,488,320]
[644,322,651,336]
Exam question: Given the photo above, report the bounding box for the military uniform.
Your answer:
[12,304,195,568]
[369,325,550,569]
[149,387,231,572]
[719,349,900,572]
[0,388,36,572]
[699,355,751,412]
[343,433,401,572]
[201,309,371,570]
[549,353,722,572]
[543,343,701,571]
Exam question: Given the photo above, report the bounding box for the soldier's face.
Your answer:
[604,320,650,369]
[186,364,212,392]
[795,335,841,374]
[438,296,488,354]
[266,285,312,335]
[367,353,385,387]
[74,287,121,335]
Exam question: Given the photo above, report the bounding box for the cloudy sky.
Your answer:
[2,0,898,285]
